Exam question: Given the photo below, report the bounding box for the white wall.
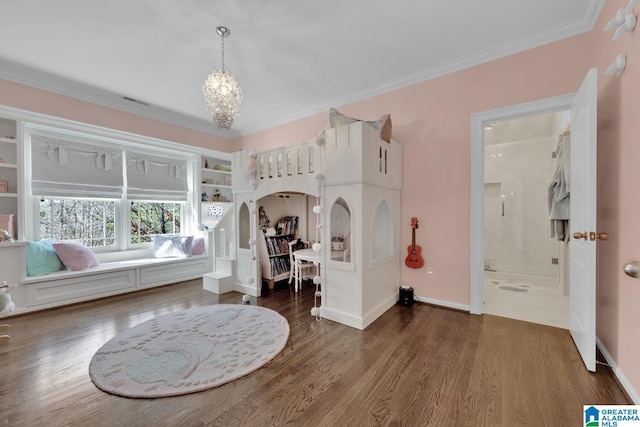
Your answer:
[484,136,559,282]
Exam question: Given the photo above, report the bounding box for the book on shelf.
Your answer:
[276,216,298,236]
[265,234,295,256]
[270,257,291,276]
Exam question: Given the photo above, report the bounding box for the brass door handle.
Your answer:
[573,232,588,240]
[589,232,609,241]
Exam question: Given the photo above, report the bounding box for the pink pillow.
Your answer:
[191,237,205,256]
[53,242,100,271]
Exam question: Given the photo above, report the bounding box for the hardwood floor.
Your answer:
[0,279,629,426]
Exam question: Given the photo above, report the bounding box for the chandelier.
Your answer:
[202,26,243,129]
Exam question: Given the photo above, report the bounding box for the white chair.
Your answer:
[288,240,315,291]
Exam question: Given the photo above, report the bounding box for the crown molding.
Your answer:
[236,0,606,136]
[0,0,605,139]
[0,58,239,140]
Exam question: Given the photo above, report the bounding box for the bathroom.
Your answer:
[483,111,570,329]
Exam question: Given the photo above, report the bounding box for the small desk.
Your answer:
[293,248,345,262]
[292,249,319,292]
[292,249,345,292]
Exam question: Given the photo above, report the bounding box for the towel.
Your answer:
[548,132,570,241]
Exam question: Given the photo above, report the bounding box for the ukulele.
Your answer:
[405,217,424,269]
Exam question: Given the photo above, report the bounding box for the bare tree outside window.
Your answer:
[130,201,181,243]
[40,199,115,247]
[40,199,182,246]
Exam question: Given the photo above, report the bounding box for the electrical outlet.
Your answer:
[427,267,434,278]
[551,258,559,265]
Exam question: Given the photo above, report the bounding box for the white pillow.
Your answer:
[153,235,193,258]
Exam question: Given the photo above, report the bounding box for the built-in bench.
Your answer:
[15,252,211,314]
[12,233,216,314]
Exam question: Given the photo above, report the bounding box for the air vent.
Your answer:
[122,96,149,106]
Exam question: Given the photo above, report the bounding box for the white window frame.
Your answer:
[17,115,226,257]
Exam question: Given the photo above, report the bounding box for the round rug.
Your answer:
[89,304,289,398]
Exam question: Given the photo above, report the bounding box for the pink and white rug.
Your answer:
[89,304,289,398]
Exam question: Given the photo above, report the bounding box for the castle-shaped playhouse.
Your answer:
[209,121,402,330]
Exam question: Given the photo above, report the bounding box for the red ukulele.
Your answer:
[405,217,424,269]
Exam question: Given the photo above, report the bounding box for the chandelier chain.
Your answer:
[220,33,226,71]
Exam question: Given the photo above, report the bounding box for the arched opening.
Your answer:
[238,202,250,250]
[331,197,351,262]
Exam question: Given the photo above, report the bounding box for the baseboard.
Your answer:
[415,294,471,312]
[361,294,398,329]
[234,282,260,297]
[320,307,364,330]
[369,293,639,403]
[596,337,640,404]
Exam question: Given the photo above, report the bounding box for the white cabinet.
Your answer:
[0,117,19,239]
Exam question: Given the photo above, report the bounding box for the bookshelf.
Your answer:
[258,216,298,289]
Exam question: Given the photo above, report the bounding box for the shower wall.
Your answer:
[484,136,559,287]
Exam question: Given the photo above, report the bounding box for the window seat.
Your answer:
[21,254,209,284]
[19,254,211,313]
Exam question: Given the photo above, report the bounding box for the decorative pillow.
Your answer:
[329,108,392,142]
[26,239,65,276]
[153,235,194,258]
[53,242,100,271]
[191,237,205,256]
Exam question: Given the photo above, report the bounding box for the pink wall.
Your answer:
[0,79,233,152]
[238,3,640,397]
[238,33,593,305]
[593,0,640,399]
[2,0,638,398]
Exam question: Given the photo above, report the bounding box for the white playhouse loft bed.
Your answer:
[225,120,402,330]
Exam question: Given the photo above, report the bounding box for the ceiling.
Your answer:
[0,1,604,139]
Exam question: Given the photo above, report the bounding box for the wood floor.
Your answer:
[0,279,629,427]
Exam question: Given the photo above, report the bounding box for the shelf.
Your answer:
[202,184,231,189]
[202,168,231,175]
[0,137,17,144]
[0,240,26,247]
[0,193,17,198]
[0,163,17,169]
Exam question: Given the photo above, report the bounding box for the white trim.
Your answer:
[597,337,640,404]
[320,306,365,330]
[362,295,398,329]
[0,58,236,138]
[227,1,607,136]
[0,0,605,138]
[0,104,231,159]
[416,295,470,312]
[469,94,575,314]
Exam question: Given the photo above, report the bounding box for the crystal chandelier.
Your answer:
[202,26,243,129]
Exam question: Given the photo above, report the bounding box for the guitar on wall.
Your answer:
[405,217,425,269]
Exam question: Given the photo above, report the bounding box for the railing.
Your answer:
[256,142,316,182]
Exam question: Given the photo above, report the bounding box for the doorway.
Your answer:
[482,112,570,328]
[470,94,575,317]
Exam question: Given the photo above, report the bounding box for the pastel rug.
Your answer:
[89,304,289,398]
[485,279,545,294]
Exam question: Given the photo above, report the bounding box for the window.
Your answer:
[40,198,116,247]
[130,201,182,244]
[26,123,200,252]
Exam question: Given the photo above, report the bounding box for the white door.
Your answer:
[569,68,598,372]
